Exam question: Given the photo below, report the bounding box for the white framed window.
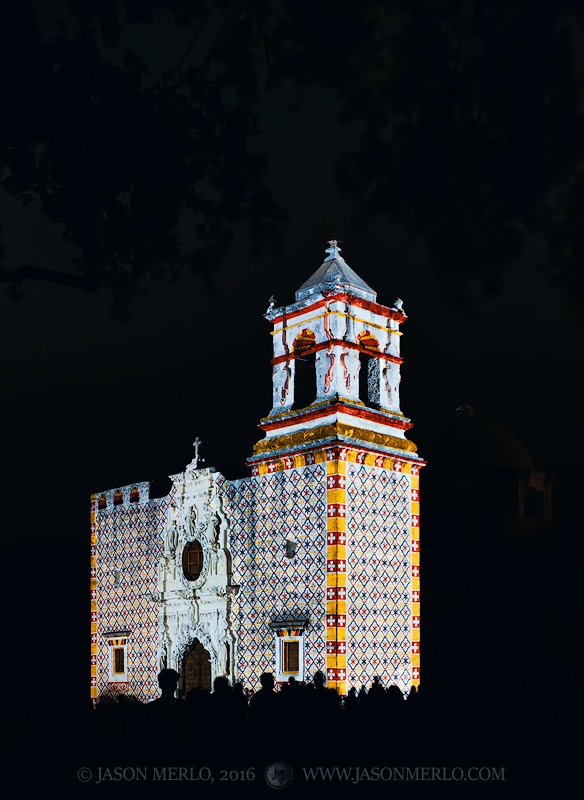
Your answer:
[275,634,304,683]
[103,633,129,683]
[268,619,308,684]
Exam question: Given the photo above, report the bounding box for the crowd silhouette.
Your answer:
[90,669,425,766]
[85,666,577,780]
[4,663,578,789]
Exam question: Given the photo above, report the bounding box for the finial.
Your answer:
[394,297,404,311]
[267,295,276,313]
[325,239,342,259]
[192,437,202,468]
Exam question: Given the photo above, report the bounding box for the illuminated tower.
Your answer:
[240,240,425,694]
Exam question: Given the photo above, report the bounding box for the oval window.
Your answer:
[182,540,204,581]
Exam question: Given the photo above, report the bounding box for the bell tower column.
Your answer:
[268,303,295,414]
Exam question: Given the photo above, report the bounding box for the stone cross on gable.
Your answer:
[192,437,201,468]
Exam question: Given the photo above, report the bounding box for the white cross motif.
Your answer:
[327,476,335,488]
[338,587,346,599]
[393,461,402,472]
[412,590,420,602]
[338,641,346,653]
[338,506,346,517]
[268,462,276,472]
[339,449,347,459]
[327,642,335,653]
[327,588,336,599]
[412,515,419,526]
[338,669,346,680]
[327,532,337,545]
[338,615,346,626]
[411,488,419,501]
[413,617,420,628]
[285,457,294,469]
[327,561,335,572]
[338,533,346,544]
[412,642,419,653]
[327,616,336,627]
[412,565,419,577]
[327,669,336,680]
[338,561,346,572]
[412,540,419,552]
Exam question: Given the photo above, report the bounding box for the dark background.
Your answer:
[1,1,583,783]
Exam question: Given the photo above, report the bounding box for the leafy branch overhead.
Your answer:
[0,0,286,318]
[1,1,584,315]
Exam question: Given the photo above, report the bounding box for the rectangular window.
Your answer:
[283,640,299,673]
[274,632,304,682]
[113,647,125,675]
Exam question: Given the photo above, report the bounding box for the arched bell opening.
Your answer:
[293,350,316,410]
[358,352,381,408]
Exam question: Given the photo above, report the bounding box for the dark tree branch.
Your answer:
[166,44,218,92]
[0,265,90,291]
[175,0,219,76]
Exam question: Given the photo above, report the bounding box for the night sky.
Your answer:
[2,5,583,524]
[2,2,583,775]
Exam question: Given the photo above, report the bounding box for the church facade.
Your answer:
[90,241,424,703]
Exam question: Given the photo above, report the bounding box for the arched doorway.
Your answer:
[183,639,212,694]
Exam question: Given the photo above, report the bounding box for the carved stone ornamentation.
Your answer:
[155,467,237,690]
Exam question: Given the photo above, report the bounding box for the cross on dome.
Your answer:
[325,239,342,259]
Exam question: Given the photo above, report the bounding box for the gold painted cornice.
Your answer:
[253,421,417,454]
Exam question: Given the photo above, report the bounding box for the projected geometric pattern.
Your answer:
[91,485,168,703]
[345,461,412,693]
[90,450,421,701]
[220,459,329,691]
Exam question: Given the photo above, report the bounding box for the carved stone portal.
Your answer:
[156,464,237,691]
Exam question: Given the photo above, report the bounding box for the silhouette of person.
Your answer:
[147,669,187,722]
[248,672,278,724]
[310,670,339,718]
[367,675,386,709]
[232,682,249,721]
[209,676,235,724]
[345,686,359,715]
[154,668,180,700]
[144,669,187,758]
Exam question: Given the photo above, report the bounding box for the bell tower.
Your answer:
[246,241,424,696]
[254,239,415,462]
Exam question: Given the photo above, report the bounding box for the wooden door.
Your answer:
[184,640,212,693]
